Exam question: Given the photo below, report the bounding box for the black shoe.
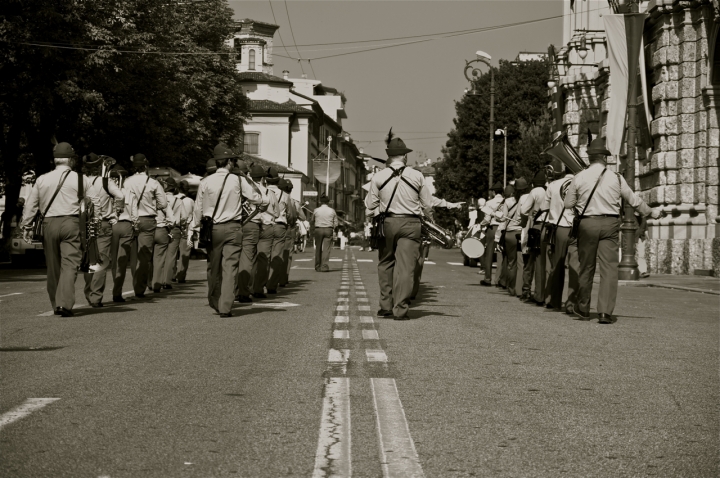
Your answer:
[535,300,546,307]
[178,279,186,284]
[320,266,330,272]
[219,312,233,318]
[162,284,172,290]
[54,308,61,316]
[253,293,267,299]
[152,288,161,293]
[565,304,575,315]
[377,309,393,317]
[113,296,126,303]
[90,302,103,308]
[135,293,146,299]
[56,307,73,317]
[236,295,252,303]
[598,313,613,324]
[575,309,591,321]
[267,289,277,294]
[519,292,531,302]
[171,278,177,283]
[480,279,492,287]
[279,283,287,288]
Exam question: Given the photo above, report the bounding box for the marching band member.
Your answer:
[192,143,266,317]
[173,180,195,284]
[110,166,137,303]
[250,166,279,298]
[279,179,302,286]
[162,177,186,289]
[499,179,528,297]
[20,142,100,316]
[235,161,262,303]
[149,180,175,293]
[364,131,432,320]
[494,184,516,289]
[266,172,289,294]
[82,154,125,307]
[479,182,505,286]
[564,137,660,323]
[519,170,549,304]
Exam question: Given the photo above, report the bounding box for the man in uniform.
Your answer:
[192,143,266,316]
[279,179,303,286]
[174,180,195,284]
[312,193,337,272]
[544,168,579,312]
[365,132,432,320]
[499,178,529,297]
[250,166,279,298]
[149,180,175,293]
[162,177,186,289]
[479,182,505,286]
[21,142,100,316]
[518,170,549,303]
[266,171,289,294]
[110,165,137,303]
[494,184,516,289]
[564,137,660,323]
[235,161,265,303]
[82,154,125,307]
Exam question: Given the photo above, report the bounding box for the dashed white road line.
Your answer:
[424,261,435,265]
[356,259,373,262]
[366,349,388,362]
[295,258,312,262]
[333,330,350,339]
[0,398,61,430]
[362,329,380,340]
[447,262,464,266]
[0,292,23,299]
[312,377,352,478]
[359,316,374,324]
[335,316,349,323]
[329,258,343,262]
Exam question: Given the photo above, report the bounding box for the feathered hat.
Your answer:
[385,128,413,156]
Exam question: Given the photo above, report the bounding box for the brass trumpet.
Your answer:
[420,217,454,248]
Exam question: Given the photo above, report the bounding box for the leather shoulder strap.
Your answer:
[42,170,71,217]
[210,174,230,222]
[578,168,607,218]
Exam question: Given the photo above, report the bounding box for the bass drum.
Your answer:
[461,237,485,260]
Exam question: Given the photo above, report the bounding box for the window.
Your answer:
[245,133,259,154]
[712,25,720,85]
[249,49,256,71]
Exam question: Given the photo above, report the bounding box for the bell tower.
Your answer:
[230,19,280,75]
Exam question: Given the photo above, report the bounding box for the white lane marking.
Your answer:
[357,298,369,302]
[337,298,349,302]
[338,291,349,296]
[362,329,380,340]
[335,316,349,323]
[336,305,349,311]
[356,291,367,296]
[355,286,365,290]
[340,286,350,289]
[371,378,425,477]
[295,258,312,262]
[358,305,371,311]
[0,398,61,430]
[447,262,464,266]
[328,349,350,365]
[330,258,343,262]
[252,301,300,308]
[356,259,373,262]
[312,377,351,478]
[424,261,435,265]
[38,289,135,316]
[333,330,350,339]
[359,316,374,324]
[366,350,388,362]
[0,293,22,298]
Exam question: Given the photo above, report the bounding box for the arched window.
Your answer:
[249,49,256,71]
[712,25,720,85]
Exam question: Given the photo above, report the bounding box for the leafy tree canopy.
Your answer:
[434,58,553,229]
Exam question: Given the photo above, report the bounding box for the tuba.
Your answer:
[420,217,454,249]
[543,131,588,175]
[79,156,116,274]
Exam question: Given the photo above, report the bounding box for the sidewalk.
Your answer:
[615,273,720,295]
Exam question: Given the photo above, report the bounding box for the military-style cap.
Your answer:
[84,152,101,165]
[319,193,330,203]
[491,181,504,192]
[163,177,177,190]
[205,159,217,173]
[266,167,280,185]
[514,178,529,191]
[110,164,128,177]
[532,170,546,186]
[53,142,76,158]
[587,136,611,156]
[249,164,266,179]
[213,142,238,160]
[279,178,293,192]
[385,128,412,156]
[234,160,249,175]
[132,153,148,166]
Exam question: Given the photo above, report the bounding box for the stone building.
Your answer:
[552,0,720,275]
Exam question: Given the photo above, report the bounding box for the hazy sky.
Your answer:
[229,1,564,163]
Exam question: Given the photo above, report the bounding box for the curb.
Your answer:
[615,281,720,295]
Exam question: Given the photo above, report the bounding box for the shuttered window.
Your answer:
[245,133,259,154]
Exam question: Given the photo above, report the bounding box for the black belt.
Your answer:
[117,220,132,223]
[586,214,619,218]
[47,215,79,218]
[386,213,420,219]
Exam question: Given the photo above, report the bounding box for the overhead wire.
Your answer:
[267,0,293,63]
[282,0,307,77]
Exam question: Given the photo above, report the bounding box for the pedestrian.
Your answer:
[191,143,266,317]
[250,165,279,299]
[235,161,264,303]
[499,179,529,297]
[20,142,100,316]
[312,194,337,272]
[173,180,195,284]
[82,154,125,307]
[479,182,505,286]
[149,179,175,293]
[518,170,549,304]
[266,172,290,294]
[364,129,432,320]
[278,178,301,287]
[564,136,660,323]
[123,154,167,298]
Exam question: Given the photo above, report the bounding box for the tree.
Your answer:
[434,58,553,229]
[0,0,249,248]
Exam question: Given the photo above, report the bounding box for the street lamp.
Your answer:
[464,50,495,194]
[494,127,507,187]
[326,135,332,194]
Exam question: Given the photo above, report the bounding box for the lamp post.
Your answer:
[464,50,494,195]
[326,135,332,196]
[494,127,507,187]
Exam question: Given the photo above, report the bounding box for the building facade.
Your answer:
[552,0,720,275]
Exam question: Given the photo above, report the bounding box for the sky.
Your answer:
[229,1,565,164]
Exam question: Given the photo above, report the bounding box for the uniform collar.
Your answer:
[135,171,147,176]
[56,165,71,172]
[388,161,406,169]
[217,168,230,174]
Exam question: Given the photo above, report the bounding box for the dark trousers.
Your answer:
[503,231,522,296]
[83,219,113,304]
[412,243,431,299]
[577,216,621,316]
[237,221,260,297]
[314,227,333,271]
[131,216,156,295]
[521,226,548,300]
[43,216,81,310]
[252,224,274,294]
[163,226,181,285]
[150,226,169,291]
[111,221,134,297]
[208,221,242,313]
[483,225,498,281]
[267,223,287,291]
[377,217,421,318]
[546,226,580,309]
[281,226,295,285]
[175,231,192,282]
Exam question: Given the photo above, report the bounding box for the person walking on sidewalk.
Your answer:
[312,194,337,272]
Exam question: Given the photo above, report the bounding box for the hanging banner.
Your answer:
[313,159,342,185]
[603,13,648,157]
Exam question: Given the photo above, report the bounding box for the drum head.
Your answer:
[461,237,485,259]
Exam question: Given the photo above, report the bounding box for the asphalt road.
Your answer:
[1,247,717,477]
